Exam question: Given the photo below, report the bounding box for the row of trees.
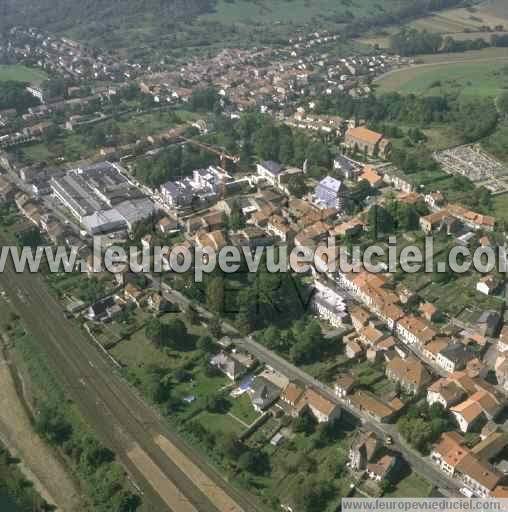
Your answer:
[36,402,139,511]
[397,401,451,454]
[367,201,423,239]
[319,89,499,145]
[260,319,337,365]
[317,90,451,126]
[135,143,217,187]
[174,253,311,334]
[190,112,334,177]
[144,317,189,350]
[0,445,51,511]
[390,28,490,56]
[390,28,443,56]
[241,114,332,174]
[0,80,40,113]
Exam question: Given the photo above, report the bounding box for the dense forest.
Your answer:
[0,0,216,32]
[0,81,40,113]
[316,90,499,143]
[0,0,470,55]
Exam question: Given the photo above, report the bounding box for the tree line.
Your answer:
[317,90,499,143]
[0,80,40,113]
[390,28,508,57]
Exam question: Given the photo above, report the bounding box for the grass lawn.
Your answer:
[194,410,244,436]
[357,3,508,48]
[18,133,95,166]
[246,416,281,448]
[352,361,395,395]
[114,110,200,142]
[492,192,508,224]
[273,424,355,511]
[92,307,153,345]
[47,272,87,296]
[386,470,433,497]
[300,351,347,382]
[426,3,508,33]
[110,309,234,423]
[421,125,463,151]
[19,143,54,165]
[421,273,504,317]
[228,394,259,426]
[0,64,47,84]
[112,321,196,371]
[377,55,508,98]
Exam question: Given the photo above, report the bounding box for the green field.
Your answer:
[358,0,508,48]
[386,470,433,497]
[0,65,47,85]
[114,110,200,141]
[376,50,508,97]
[492,192,508,223]
[18,143,54,165]
[420,274,504,318]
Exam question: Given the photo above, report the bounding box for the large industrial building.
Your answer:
[50,162,156,234]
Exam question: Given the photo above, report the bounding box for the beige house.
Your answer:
[386,356,431,394]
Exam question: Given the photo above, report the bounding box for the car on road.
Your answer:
[386,435,393,445]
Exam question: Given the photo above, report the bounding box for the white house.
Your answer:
[435,343,472,373]
[256,161,283,187]
[477,275,497,296]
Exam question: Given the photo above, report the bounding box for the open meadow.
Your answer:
[0,65,47,85]
[375,47,508,97]
[357,0,508,48]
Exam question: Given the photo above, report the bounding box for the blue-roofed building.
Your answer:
[315,176,348,211]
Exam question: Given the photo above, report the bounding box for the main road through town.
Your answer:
[0,241,256,512]
[155,277,463,497]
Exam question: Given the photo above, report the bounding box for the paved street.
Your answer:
[0,238,463,504]
[152,277,463,496]
[0,245,255,512]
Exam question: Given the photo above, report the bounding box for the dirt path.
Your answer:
[154,434,245,512]
[0,337,83,511]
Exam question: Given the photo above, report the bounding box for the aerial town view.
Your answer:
[3,0,508,511]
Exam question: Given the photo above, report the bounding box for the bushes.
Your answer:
[397,401,451,454]
[14,331,141,511]
[0,445,51,511]
[0,80,40,113]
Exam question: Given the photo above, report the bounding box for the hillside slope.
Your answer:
[2,0,215,30]
[1,0,469,58]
